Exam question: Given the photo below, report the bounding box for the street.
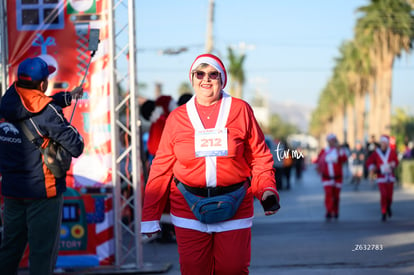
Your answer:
[143,165,414,275]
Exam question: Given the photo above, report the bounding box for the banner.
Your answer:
[6,0,112,188]
[6,0,115,267]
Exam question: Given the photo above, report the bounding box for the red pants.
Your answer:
[174,226,251,275]
[378,183,394,214]
[324,186,341,215]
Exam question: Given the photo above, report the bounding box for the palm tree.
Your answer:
[355,0,414,136]
[309,91,333,146]
[329,74,347,141]
[310,79,344,146]
[227,47,246,98]
[335,42,358,146]
[339,40,373,146]
[351,34,379,140]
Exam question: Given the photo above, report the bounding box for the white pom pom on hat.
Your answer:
[189,53,227,89]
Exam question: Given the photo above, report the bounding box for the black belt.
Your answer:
[323,175,342,180]
[174,178,248,197]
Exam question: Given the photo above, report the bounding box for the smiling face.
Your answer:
[327,138,337,148]
[380,140,388,151]
[191,64,222,106]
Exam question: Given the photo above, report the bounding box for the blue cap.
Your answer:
[17,57,56,81]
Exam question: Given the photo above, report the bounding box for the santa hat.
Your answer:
[326,133,337,142]
[189,53,227,89]
[141,95,177,123]
[155,95,177,115]
[379,135,390,144]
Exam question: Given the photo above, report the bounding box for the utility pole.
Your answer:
[205,0,214,53]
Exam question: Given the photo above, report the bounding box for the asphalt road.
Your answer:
[142,165,414,275]
[16,164,414,274]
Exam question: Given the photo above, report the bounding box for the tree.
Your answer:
[309,86,337,145]
[227,47,246,98]
[178,82,192,96]
[268,113,299,141]
[309,43,356,146]
[391,107,414,152]
[355,0,414,136]
[337,40,372,147]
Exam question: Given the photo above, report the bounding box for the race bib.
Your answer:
[195,129,228,157]
[380,164,391,174]
[325,150,338,163]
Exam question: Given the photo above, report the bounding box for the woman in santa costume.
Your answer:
[315,134,348,221]
[141,53,279,275]
[366,135,399,222]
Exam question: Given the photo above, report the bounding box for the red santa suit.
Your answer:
[146,95,177,156]
[365,136,399,218]
[315,139,348,218]
[141,95,177,238]
[141,91,278,275]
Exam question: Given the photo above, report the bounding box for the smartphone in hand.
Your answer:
[261,195,280,212]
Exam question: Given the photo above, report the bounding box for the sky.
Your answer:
[135,0,414,112]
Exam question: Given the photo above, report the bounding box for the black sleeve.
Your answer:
[37,104,84,158]
[51,92,72,108]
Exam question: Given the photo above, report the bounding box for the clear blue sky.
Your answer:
[135,0,414,111]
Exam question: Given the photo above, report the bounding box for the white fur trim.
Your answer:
[322,180,336,186]
[141,221,161,233]
[186,92,232,188]
[377,177,396,183]
[170,214,253,233]
[190,56,226,89]
[375,147,390,166]
[380,136,389,144]
[205,156,217,187]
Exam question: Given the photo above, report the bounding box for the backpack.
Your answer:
[19,121,72,178]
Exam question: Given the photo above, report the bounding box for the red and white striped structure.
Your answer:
[0,0,144,270]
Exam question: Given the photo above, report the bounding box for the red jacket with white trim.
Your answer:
[366,147,399,183]
[315,146,348,182]
[141,96,277,226]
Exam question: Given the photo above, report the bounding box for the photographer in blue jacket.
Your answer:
[0,56,84,275]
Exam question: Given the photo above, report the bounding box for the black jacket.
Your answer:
[0,83,84,198]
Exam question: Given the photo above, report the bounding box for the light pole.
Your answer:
[205,0,214,53]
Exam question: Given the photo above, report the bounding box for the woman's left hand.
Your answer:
[261,190,279,216]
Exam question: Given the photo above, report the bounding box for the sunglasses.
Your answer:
[193,71,220,80]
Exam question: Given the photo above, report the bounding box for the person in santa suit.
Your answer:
[315,134,348,221]
[141,95,178,242]
[365,135,399,222]
[141,53,280,275]
[141,95,177,159]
